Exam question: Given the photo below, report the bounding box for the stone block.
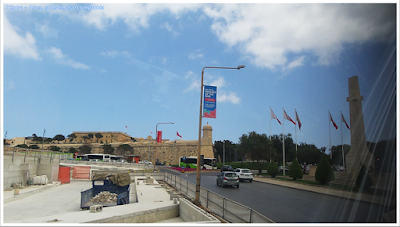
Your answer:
[90,205,103,213]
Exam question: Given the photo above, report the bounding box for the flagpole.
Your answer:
[269,107,272,163]
[295,108,297,158]
[341,111,345,169]
[282,108,285,176]
[329,111,332,159]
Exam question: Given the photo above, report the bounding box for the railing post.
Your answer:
[24,150,27,163]
[12,150,14,162]
[250,209,252,223]
[223,198,225,219]
[206,190,209,208]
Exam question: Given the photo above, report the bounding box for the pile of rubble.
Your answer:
[89,191,118,203]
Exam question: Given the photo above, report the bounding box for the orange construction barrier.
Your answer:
[58,166,71,184]
[72,166,91,179]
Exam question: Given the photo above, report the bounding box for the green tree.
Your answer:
[79,145,92,154]
[214,140,237,163]
[102,144,114,154]
[82,136,89,144]
[115,144,133,155]
[67,133,77,143]
[315,156,335,184]
[267,161,279,178]
[16,144,29,148]
[88,133,94,143]
[130,137,137,142]
[53,134,65,144]
[270,133,295,164]
[31,134,41,143]
[297,143,324,165]
[69,147,78,153]
[29,144,40,149]
[288,158,303,180]
[237,131,273,174]
[331,144,351,166]
[44,138,53,143]
[95,133,103,143]
[49,146,61,151]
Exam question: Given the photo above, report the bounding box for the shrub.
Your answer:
[267,161,279,178]
[356,165,373,190]
[288,158,303,180]
[29,144,40,149]
[315,156,335,184]
[16,144,29,148]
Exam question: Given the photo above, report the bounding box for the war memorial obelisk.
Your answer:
[345,76,375,185]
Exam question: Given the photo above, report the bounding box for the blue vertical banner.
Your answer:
[203,86,217,118]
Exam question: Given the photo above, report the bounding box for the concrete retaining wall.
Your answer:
[179,198,220,223]
[3,154,59,189]
[85,205,179,223]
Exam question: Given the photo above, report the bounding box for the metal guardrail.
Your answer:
[163,172,274,223]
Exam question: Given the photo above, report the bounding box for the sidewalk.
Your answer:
[252,176,396,209]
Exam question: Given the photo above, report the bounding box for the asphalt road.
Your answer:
[161,168,387,223]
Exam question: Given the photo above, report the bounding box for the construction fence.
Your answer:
[163,172,274,223]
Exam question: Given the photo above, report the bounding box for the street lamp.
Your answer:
[194,65,245,205]
[154,122,174,169]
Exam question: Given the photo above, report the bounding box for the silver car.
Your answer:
[216,172,240,188]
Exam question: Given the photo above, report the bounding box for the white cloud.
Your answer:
[35,22,58,39]
[80,4,199,32]
[204,4,396,70]
[160,22,179,36]
[188,49,204,60]
[287,56,306,69]
[183,71,240,104]
[47,47,89,69]
[218,91,240,104]
[183,71,199,93]
[4,16,40,60]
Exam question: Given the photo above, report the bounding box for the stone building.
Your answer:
[9,123,215,166]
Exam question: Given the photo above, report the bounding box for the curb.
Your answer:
[4,183,62,204]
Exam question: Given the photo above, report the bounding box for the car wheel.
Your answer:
[216,180,219,186]
[237,184,239,188]
[249,179,253,182]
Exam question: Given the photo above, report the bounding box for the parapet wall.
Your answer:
[179,198,220,223]
[3,154,59,189]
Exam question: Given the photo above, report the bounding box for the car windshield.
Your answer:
[225,173,236,177]
[242,170,252,173]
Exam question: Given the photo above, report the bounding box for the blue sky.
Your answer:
[2,2,397,152]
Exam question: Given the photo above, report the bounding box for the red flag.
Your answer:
[283,109,296,125]
[150,131,153,134]
[270,108,281,125]
[295,110,302,130]
[329,112,338,130]
[177,131,182,138]
[341,112,350,130]
[157,131,162,143]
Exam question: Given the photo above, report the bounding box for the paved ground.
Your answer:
[3,166,396,223]
[3,178,183,224]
